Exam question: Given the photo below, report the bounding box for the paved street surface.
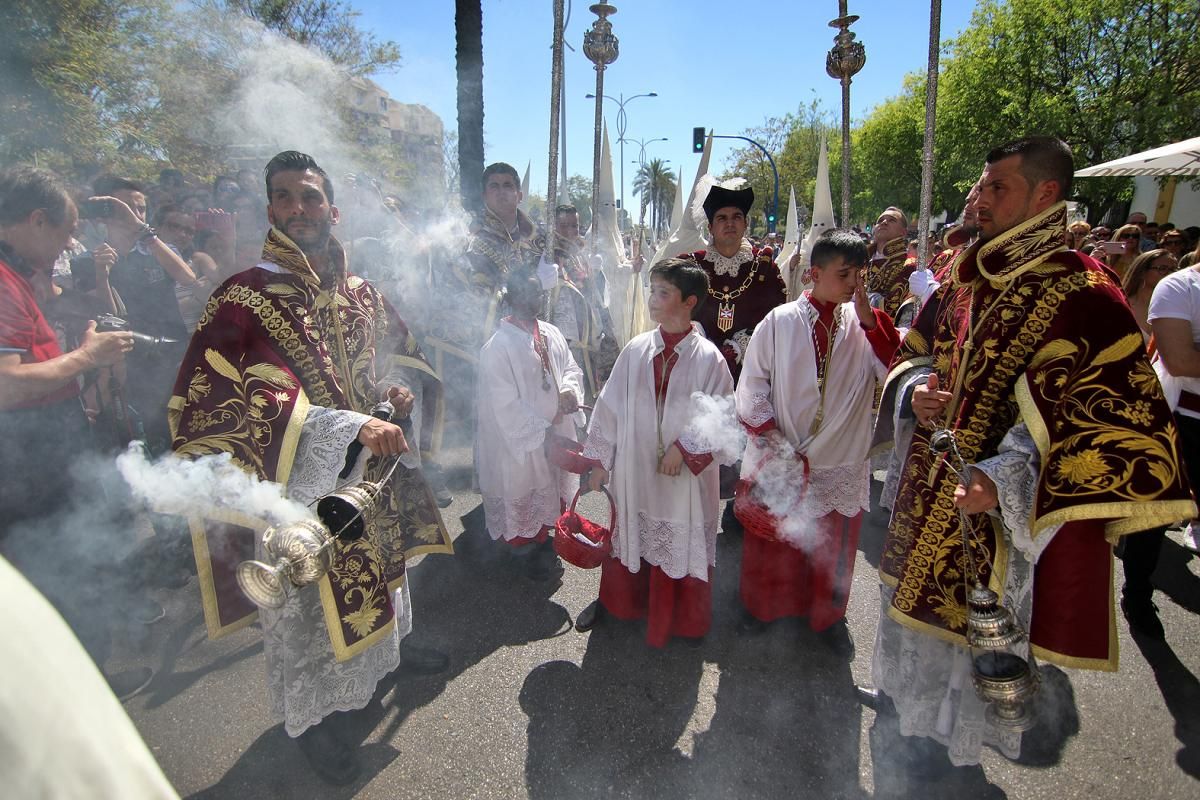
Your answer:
[119,447,1200,799]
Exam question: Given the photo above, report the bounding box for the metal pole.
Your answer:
[917,0,943,270]
[841,75,852,227]
[590,74,604,249]
[617,94,625,231]
[546,0,565,257]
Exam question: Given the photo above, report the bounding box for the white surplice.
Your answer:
[736,296,887,522]
[582,323,735,581]
[476,319,583,541]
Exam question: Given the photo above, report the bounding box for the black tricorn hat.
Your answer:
[702,183,754,223]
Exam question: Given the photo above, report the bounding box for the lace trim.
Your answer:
[482,485,561,541]
[742,391,775,428]
[803,462,871,518]
[634,511,716,581]
[582,419,615,470]
[265,407,409,738]
[264,580,410,737]
[709,240,754,278]
[287,407,371,506]
[872,583,1024,767]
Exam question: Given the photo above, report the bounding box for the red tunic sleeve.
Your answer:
[862,307,901,365]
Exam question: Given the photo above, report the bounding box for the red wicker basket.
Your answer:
[553,487,615,569]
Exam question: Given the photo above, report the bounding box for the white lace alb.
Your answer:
[482,485,562,542]
[261,406,410,737]
[621,511,716,581]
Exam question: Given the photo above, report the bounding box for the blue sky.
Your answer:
[355,1,977,211]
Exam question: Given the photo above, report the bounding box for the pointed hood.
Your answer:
[518,160,531,212]
[776,185,801,289]
[651,130,713,264]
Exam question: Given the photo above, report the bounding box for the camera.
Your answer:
[94,314,178,347]
[79,198,114,219]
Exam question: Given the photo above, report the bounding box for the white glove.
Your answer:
[537,254,559,290]
[908,268,932,298]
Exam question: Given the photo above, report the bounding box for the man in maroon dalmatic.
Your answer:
[679,182,786,384]
[679,182,786,516]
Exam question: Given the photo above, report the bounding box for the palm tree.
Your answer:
[633,158,675,236]
[455,0,484,217]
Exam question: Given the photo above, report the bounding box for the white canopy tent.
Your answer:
[1074,137,1200,177]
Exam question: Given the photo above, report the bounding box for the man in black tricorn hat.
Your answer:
[678,180,786,525]
[679,180,786,384]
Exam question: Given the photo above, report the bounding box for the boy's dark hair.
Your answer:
[264,151,334,203]
[0,165,71,227]
[482,162,520,187]
[649,257,710,316]
[93,174,143,196]
[555,204,578,218]
[985,136,1074,200]
[811,229,869,269]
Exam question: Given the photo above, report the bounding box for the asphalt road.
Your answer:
[118,450,1200,799]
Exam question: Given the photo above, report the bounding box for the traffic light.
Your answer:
[767,209,777,225]
[692,127,705,153]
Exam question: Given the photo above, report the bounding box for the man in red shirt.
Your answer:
[0,165,140,692]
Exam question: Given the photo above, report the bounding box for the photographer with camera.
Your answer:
[0,166,167,700]
[80,177,198,451]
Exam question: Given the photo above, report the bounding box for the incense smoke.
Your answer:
[117,444,314,525]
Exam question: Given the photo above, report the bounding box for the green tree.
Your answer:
[632,158,675,235]
[211,0,401,75]
[562,174,593,230]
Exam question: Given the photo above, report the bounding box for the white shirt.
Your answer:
[1148,267,1200,418]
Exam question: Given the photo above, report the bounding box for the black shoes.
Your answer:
[106,666,155,701]
[855,684,883,710]
[817,620,856,657]
[1121,595,1165,640]
[575,600,604,632]
[721,502,743,535]
[296,719,360,786]
[399,643,450,675]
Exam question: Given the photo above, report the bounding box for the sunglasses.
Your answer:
[1119,233,1141,240]
[1147,264,1178,273]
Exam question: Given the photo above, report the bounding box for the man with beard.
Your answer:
[170,151,452,785]
[865,206,915,320]
[864,137,1194,768]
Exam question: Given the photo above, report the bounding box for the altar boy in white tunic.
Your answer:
[476,270,584,580]
[734,230,899,646]
[575,258,735,647]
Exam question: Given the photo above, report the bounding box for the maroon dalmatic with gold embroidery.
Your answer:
[169,228,451,660]
[879,202,1194,670]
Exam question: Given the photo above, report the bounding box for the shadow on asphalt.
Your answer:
[1130,627,1200,778]
[1153,538,1200,614]
[514,529,1010,799]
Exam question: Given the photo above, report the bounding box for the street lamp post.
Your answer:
[583,4,620,248]
[826,1,866,226]
[586,90,658,230]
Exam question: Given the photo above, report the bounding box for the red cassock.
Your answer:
[735,296,899,630]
